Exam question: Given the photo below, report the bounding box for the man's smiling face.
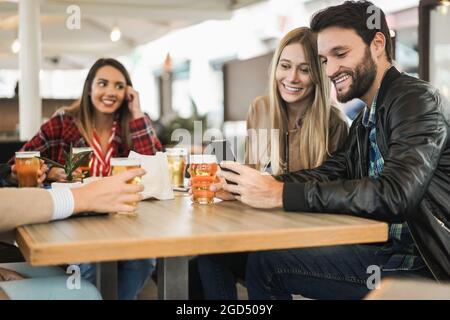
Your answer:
[317,27,377,103]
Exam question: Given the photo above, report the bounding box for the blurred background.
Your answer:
[0,0,449,162]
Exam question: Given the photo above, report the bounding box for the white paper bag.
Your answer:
[128,151,174,200]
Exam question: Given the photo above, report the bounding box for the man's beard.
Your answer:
[336,47,377,103]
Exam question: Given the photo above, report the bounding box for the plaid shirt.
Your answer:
[362,96,424,271]
[9,111,162,167]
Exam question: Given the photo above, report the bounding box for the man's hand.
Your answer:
[188,173,237,201]
[210,174,238,201]
[218,161,284,209]
[0,267,25,281]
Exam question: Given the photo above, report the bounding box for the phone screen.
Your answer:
[208,140,239,195]
[210,140,236,163]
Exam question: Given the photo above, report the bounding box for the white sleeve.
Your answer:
[46,188,75,221]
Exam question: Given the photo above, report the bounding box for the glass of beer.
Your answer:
[72,147,93,179]
[166,148,187,188]
[15,151,41,188]
[189,154,218,204]
[110,157,142,216]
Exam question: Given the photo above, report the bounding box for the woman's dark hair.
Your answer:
[62,58,134,146]
[81,58,133,119]
[310,0,392,63]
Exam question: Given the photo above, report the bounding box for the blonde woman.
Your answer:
[246,27,348,174]
[196,27,349,299]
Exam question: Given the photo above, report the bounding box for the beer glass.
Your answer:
[166,148,187,188]
[189,154,218,204]
[15,151,41,188]
[110,157,142,215]
[72,147,93,179]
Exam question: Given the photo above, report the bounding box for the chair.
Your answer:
[0,141,24,163]
[365,278,450,300]
[0,242,25,263]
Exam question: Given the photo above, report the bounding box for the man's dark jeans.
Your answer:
[198,244,434,300]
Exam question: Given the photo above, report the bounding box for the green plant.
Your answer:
[39,144,92,182]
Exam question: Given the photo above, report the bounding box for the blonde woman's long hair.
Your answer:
[58,58,133,147]
[269,27,331,175]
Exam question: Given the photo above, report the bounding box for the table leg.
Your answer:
[96,261,118,300]
[157,257,189,300]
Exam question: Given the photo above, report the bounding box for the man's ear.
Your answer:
[371,31,386,60]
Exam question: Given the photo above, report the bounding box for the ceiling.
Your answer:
[0,0,263,69]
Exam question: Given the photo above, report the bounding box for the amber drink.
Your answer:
[166,148,187,188]
[110,157,142,215]
[15,151,41,188]
[189,155,218,204]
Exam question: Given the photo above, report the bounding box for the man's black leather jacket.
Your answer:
[280,67,450,281]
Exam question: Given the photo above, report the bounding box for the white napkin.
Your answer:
[128,151,174,200]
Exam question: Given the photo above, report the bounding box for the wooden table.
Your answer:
[16,193,388,299]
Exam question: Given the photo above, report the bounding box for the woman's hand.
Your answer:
[47,167,83,182]
[36,161,48,185]
[71,168,146,214]
[47,167,67,182]
[0,267,26,281]
[11,160,48,186]
[8,165,18,185]
[126,85,144,119]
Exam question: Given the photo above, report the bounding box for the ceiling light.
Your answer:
[110,26,121,42]
[11,38,20,54]
[438,4,448,15]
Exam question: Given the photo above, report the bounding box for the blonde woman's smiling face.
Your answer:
[275,43,314,105]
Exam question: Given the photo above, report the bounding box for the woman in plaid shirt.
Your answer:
[10,58,162,300]
[11,58,162,180]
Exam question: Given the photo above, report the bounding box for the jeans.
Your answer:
[80,258,155,300]
[0,263,101,300]
[189,257,205,299]
[197,252,248,300]
[198,245,434,300]
[246,244,434,300]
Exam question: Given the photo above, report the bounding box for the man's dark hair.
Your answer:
[310,1,393,62]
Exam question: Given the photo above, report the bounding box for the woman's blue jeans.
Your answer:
[80,259,155,300]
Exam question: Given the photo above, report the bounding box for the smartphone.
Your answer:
[209,139,240,195]
[210,139,236,164]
